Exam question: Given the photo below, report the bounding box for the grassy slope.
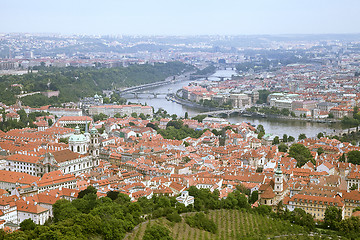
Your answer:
[125,209,344,240]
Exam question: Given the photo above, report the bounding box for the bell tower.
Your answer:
[274,162,283,193]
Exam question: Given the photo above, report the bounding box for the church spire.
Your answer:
[85,119,89,133]
[275,161,282,176]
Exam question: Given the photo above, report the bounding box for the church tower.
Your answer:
[88,126,100,157]
[274,162,283,193]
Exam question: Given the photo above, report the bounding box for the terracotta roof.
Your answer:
[16,201,49,214]
[0,170,39,185]
[52,149,88,163]
[7,154,41,164]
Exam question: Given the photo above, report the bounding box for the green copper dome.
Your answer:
[69,134,87,142]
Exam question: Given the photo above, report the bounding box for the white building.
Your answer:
[16,201,49,225]
[89,105,153,117]
[176,191,194,207]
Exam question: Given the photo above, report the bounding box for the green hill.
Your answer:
[125,209,341,240]
[0,62,194,107]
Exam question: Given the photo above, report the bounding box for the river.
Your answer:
[124,70,340,138]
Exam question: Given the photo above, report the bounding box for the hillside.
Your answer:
[0,62,194,107]
[125,209,341,240]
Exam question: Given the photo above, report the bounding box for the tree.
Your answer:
[289,208,315,231]
[184,112,188,119]
[78,186,97,199]
[139,113,146,120]
[288,136,295,142]
[272,136,280,145]
[280,108,290,116]
[20,219,36,231]
[317,147,324,156]
[166,120,183,129]
[146,122,158,131]
[257,131,265,139]
[170,114,177,120]
[52,199,80,222]
[278,143,288,152]
[143,224,173,240]
[103,97,110,104]
[324,206,342,230]
[317,132,324,139]
[288,143,315,167]
[93,113,108,122]
[347,150,360,165]
[235,184,251,196]
[166,212,181,223]
[106,191,119,201]
[192,114,206,123]
[338,216,360,239]
[185,212,217,234]
[47,118,53,127]
[282,134,288,142]
[256,124,265,134]
[350,184,358,191]
[131,112,138,118]
[249,191,258,204]
[298,133,307,140]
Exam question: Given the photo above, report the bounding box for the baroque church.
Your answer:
[258,162,289,208]
[40,124,100,176]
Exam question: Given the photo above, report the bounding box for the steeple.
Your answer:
[275,162,282,176]
[85,119,89,134]
[274,161,283,193]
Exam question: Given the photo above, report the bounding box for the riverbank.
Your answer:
[247,112,340,124]
[124,68,341,138]
[173,89,339,124]
[169,93,218,112]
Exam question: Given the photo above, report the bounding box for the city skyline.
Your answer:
[2,0,360,36]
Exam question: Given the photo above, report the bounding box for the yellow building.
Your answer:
[284,194,344,220]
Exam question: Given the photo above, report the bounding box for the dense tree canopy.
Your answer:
[324,206,342,230]
[0,62,193,106]
[143,224,173,240]
[288,143,315,167]
[347,150,360,165]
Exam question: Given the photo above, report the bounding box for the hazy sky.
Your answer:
[2,0,360,35]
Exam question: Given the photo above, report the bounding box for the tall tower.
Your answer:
[88,126,100,157]
[274,162,283,193]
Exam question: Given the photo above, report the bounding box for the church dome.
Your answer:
[69,134,87,142]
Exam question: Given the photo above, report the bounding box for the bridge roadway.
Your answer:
[123,91,170,98]
[117,71,194,96]
[117,80,173,95]
[200,109,247,117]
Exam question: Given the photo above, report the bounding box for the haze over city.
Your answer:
[2,0,360,239]
[2,0,360,35]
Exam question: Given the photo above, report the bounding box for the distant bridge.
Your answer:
[117,81,173,96]
[123,91,172,98]
[200,109,250,117]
